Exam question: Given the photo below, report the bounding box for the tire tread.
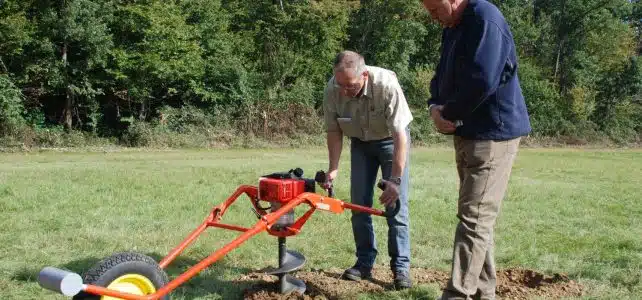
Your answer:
[73,251,170,300]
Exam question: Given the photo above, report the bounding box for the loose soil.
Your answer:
[237,266,583,300]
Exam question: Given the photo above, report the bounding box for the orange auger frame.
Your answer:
[76,184,393,300]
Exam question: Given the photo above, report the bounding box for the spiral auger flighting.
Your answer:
[264,236,306,294]
[260,198,307,294]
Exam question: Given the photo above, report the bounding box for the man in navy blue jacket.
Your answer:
[421,0,531,299]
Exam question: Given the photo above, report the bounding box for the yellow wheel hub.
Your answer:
[103,274,156,300]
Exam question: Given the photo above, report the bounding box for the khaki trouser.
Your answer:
[441,136,521,300]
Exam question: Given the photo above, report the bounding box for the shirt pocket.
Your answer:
[369,104,390,136]
[337,117,360,138]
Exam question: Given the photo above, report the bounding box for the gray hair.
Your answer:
[333,50,366,77]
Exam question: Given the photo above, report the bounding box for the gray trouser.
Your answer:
[441,136,521,300]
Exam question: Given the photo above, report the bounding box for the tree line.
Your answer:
[1,0,641,147]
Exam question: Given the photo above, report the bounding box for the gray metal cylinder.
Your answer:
[38,267,84,296]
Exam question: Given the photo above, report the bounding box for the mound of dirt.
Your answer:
[496,268,583,299]
[237,267,583,300]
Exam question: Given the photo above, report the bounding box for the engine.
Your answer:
[258,178,306,203]
[257,168,318,228]
[258,168,317,203]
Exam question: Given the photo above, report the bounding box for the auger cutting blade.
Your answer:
[280,274,306,295]
[264,250,306,275]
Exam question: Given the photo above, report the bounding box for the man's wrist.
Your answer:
[429,104,441,118]
[388,176,401,185]
[428,104,436,114]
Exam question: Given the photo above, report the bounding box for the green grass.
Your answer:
[0,147,640,299]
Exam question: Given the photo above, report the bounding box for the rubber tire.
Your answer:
[72,251,170,300]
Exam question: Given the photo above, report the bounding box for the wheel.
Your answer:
[72,252,170,300]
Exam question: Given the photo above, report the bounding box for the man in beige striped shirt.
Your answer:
[322,50,413,290]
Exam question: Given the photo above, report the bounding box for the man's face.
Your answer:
[334,69,367,98]
[422,0,455,27]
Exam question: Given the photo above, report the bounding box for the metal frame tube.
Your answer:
[57,186,392,299]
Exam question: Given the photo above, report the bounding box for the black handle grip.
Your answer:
[377,180,401,218]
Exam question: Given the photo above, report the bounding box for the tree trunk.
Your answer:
[273,0,283,10]
[0,56,7,73]
[554,38,563,79]
[554,0,567,92]
[139,99,147,120]
[262,109,268,138]
[62,42,73,131]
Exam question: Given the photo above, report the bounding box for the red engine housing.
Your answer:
[258,177,306,203]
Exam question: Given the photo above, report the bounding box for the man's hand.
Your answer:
[323,169,338,189]
[430,105,456,134]
[379,179,400,207]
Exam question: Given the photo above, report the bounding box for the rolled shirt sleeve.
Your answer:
[323,85,341,133]
[385,79,413,133]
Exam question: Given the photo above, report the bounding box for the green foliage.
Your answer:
[0,74,25,134]
[346,0,433,105]
[108,1,204,112]
[403,65,435,108]
[233,1,355,107]
[0,1,34,61]
[517,60,567,136]
[347,0,428,72]
[0,0,641,147]
[595,56,642,142]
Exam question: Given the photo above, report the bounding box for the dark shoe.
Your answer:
[393,270,412,290]
[341,264,372,281]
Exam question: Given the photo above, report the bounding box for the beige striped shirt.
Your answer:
[323,66,413,141]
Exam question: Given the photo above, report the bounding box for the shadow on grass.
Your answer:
[146,252,253,299]
[10,267,40,282]
[10,254,444,300]
[11,252,255,300]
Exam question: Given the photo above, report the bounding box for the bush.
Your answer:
[402,65,434,108]
[408,108,450,145]
[0,74,25,135]
[517,60,569,137]
[604,99,642,145]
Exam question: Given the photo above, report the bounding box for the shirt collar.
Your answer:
[360,66,373,99]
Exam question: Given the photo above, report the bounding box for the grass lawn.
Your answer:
[0,146,640,299]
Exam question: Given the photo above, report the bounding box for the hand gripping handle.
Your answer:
[377,180,401,218]
[314,170,334,197]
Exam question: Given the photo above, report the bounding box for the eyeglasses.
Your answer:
[334,74,364,91]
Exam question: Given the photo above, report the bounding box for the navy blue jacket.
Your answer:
[428,0,531,140]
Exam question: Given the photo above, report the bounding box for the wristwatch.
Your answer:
[428,104,436,114]
[389,177,401,185]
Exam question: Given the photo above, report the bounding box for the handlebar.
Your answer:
[314,170,400,218]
